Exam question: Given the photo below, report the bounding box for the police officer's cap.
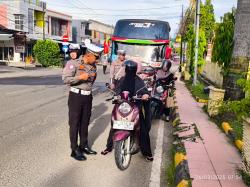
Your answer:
[84,39,103,56]
[117,49,126,55]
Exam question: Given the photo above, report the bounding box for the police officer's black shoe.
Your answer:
[80,146,97,155]
[71,148,87,161]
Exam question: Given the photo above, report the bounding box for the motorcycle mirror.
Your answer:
[105,83,110,87]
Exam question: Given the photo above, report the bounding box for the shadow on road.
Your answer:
[0,75,63,86]
[39,165,80,187]
[90,103,108,123]
[88,114,110,147]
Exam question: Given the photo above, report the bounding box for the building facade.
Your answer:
[0,0,47,64]
[72,19,114,45]
[72,19,89,44]
[47,9,72,42]
[0,0,113,65]
[88,19,114,45]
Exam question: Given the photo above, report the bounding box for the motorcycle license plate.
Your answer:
[113,121,134,130]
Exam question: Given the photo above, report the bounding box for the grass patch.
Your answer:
[166,144,176,187]
[185,80,209,100]
[239,169,250,186]
[230,120,243,140]
[213,112,243,140]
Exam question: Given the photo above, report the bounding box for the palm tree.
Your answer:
[224,0,250,100]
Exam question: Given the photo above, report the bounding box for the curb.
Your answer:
[221,122,243,151]
[195,96,208,104]
[172,93,191,187]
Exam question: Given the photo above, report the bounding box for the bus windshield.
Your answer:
[114,42,165,63]
[113,19,170,40]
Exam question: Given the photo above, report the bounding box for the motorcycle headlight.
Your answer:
[118,102,132,115]
[156,86,164,93]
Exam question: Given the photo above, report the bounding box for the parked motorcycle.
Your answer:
[151,77,176,120]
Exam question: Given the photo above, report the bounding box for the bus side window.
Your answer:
[161,45,166,59]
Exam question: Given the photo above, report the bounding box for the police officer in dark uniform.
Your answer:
[62,40,103,161]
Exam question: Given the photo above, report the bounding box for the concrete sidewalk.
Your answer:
[175,79,246,187]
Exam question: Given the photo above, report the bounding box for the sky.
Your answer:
[44,0,237,37]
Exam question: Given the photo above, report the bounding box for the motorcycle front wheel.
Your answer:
[114,136,131,170]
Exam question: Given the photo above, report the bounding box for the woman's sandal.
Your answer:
[145,156,154,162]
[101,148,112,155]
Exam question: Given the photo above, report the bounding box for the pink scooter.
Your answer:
[110,89,145,170]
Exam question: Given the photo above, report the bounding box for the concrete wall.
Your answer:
[202,43,224,87]
[202,60,224,87]
[0,4,8,28]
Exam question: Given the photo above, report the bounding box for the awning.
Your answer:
[0,34,13,41]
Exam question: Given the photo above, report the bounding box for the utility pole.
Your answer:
[42,4,45,40]
[193,0,200,86]
[180,4,184,65]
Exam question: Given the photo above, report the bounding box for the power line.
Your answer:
[73,0,97,12]
[47,2,182,11]
[3,1,182,18]
[63,11,181,17]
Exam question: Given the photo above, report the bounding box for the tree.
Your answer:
[200,0,216,43]
[181,0,213,75]
[212,9,236,73]
[224,0,250,100]
[185,24,207,76]
[33,39,61,67]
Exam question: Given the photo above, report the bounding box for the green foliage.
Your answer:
[231,120,243,140]
[166,145,175,187]
[185,25,207,75]
[183,0,212,76]
[220,78,250,119]
[185,80,209,100]
[198,29,207,67]
[239,169,250,187]
[212,8,236,72]
[200,0,216,42]
[33,39,61,67]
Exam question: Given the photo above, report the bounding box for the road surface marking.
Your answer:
[149,120,164,187]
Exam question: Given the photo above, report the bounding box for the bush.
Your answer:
[220,78,250,119]
[33,39,61,67]
[185,80,209,100]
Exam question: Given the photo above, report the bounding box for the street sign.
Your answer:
[15,45,25,53]
[62,45,68,53]
[62,35,69,42]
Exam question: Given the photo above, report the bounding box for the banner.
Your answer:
[14,33,26,53]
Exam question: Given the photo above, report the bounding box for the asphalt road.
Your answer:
[0,66,172,187]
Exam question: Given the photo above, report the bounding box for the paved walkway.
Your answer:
[175,79,246,187]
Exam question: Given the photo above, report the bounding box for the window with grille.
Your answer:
[14,14,24,31]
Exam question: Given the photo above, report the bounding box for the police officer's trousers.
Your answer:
[68,91,92,150]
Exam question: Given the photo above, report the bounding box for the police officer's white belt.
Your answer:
[70,87,91,95]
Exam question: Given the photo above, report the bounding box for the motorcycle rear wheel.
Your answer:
[114,136,131,170]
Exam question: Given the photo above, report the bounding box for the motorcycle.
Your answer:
[151,77,176,120]
[140,66,156,93]
[108,85,146,170]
